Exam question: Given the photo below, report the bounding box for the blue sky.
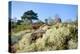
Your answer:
[11,1,78,22]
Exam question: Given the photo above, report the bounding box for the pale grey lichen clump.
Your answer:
[12,23,78,52]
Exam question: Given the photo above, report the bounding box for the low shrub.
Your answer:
[12,23,78,52]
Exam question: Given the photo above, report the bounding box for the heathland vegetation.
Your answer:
[9,10,78,53]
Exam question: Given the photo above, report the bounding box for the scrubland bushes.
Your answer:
[11,23,78,52]
[11,24,32,33]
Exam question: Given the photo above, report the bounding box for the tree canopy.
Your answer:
[54,14,62,23]
[21,10,38,24]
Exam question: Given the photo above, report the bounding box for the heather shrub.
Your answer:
[68,39,78,49]
[13,23,77,52]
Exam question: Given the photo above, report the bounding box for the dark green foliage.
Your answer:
[11,24,32,33]
[21,10,38,24]
[17,20,23,25]
[45,19,48,25]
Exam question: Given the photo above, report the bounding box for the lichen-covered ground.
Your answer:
[11,23,78,53]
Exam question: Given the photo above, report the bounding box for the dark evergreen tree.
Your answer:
[21,10,38,24]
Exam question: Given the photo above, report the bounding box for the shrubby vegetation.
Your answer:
[11,24,32,33]
[11,23,77,52]
[9,10,78,53]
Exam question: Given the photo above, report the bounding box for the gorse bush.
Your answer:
[11,24,32,33]
[12,23,78,52]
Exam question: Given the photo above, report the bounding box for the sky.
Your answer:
[10,1,78,22]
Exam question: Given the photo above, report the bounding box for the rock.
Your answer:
[31,29,45,43]
[39,24,50,31]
